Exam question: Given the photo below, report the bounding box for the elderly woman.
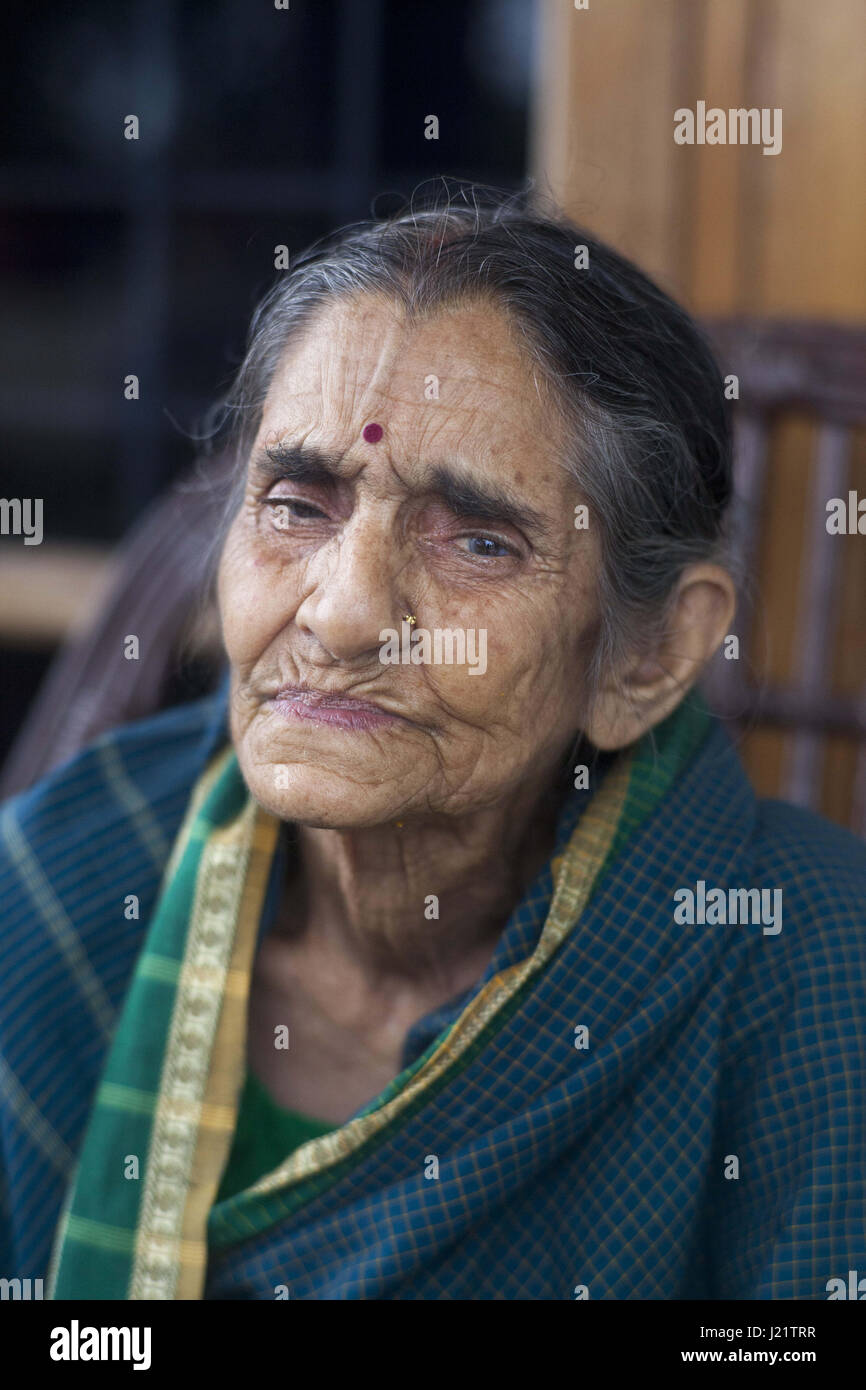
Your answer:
[1,190,864,1302]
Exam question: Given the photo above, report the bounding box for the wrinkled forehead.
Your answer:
[254,293,569,469]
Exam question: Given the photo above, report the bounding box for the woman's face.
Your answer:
[218,294,602,828]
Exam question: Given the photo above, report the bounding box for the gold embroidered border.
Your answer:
[128,796,275,1299]
[175,809,278,1298]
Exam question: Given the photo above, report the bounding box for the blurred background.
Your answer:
[1,0,864,831]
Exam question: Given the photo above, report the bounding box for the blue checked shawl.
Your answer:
[1,687,865,1299]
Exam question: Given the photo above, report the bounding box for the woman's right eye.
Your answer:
[264,497,327,526]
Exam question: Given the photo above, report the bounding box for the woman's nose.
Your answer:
[292,516,405,662]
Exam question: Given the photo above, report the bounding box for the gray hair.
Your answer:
[201,181,734,702]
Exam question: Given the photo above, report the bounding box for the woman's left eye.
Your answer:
[460,535,513,558]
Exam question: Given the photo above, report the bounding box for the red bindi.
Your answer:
[362,422,383,443]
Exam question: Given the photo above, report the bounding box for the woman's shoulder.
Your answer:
[716,796,865,1113]
[0,687,230,960]
[752,795,866,908]
[0,686,229,851]
[738,795,866,1006]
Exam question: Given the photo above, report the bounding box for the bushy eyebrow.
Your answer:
[251,441,554,540]
[427,464,552,539]
[253,443,348,486]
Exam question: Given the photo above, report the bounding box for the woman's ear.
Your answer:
[583,564,736,751]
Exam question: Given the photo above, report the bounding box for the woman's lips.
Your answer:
[268,687,407,732]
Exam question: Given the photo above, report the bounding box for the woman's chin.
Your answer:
[241,762,415,830]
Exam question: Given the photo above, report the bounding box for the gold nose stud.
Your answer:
[402,613,417,626]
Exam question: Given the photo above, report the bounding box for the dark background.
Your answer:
[0,0,535,765]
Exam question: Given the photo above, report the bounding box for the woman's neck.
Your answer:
[278,767,568,992]
[248,767,571,1121]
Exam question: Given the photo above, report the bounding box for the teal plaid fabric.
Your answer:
[1,686,865,1299]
